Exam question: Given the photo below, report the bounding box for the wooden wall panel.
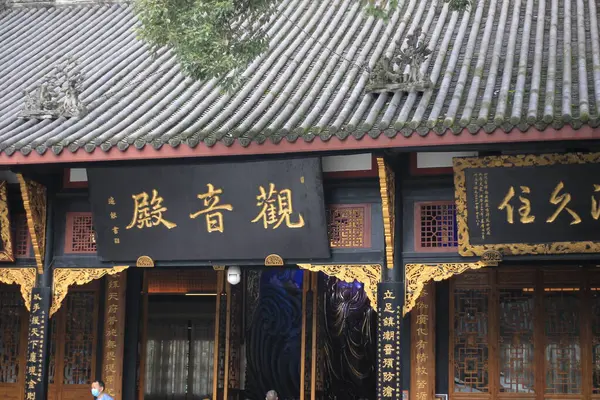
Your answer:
[0,385,22,400]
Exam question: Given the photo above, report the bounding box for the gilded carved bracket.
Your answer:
[17,174,47,274]
[0,267,37,311]
[0,182,15,262]
[404,251,502,315]
[297,264,381,308]
[52,266,129,316]
[377,157,395,269]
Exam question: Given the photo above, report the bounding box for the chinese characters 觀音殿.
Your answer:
[190,184,233,233]
[498,181,600,226]
[116,183,305,236]
[251,183,305,229]
[126,190,177,230]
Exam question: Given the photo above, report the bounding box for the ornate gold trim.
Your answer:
[377,157,395,269]
[265,254,284,266]
[0,182,14,262]
[17,175,47,273]
[52,266,129,316]
[454,152,600,256]
[0,267,36,310]
[136,256,154,268]
[297,264,381,308]
[404,262,486,315]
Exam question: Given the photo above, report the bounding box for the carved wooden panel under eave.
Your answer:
[0,181,15,262]
[17,175,46,273]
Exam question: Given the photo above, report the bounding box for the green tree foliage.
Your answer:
[135,0,470,89]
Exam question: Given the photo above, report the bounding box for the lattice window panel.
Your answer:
[416,201,458,251]
[62,291,95,385]
[326,204,370,248]
[453,287,490,393]
[12,213,30,257]
[592,288,600,394]
[544,290,582,394]
[147,270,218,294]
[498,288,535,393]
[65,212,96,253]
[0,289,23,384]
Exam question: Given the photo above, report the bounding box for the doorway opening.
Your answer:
[141,269,217,400]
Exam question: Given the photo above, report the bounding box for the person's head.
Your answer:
[91,380,105,397]
[266,390,278,400]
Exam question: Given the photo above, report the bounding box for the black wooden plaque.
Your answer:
[87,158,330,263]
[454,153,600,255]
[25,287,51,400]
[377,282,402,400]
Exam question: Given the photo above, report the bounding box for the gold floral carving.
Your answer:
[454,152,600,256]
[297,264,381,308]
[0,267,36,310]
[404,262,485,315]
[136,255,154,268]
[0,182,14,262]
[265,254,284,266]
[17,175,47,273]
[377,157,395,269]
[52,266,129,316]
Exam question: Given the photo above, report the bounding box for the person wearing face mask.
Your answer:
[91,380,114,400]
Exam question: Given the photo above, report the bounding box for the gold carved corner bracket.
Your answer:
[297,264,381,308]
[52,266,129,316]
[17,174,47,274]
[404,250,502,316]
[0,267,36,311]
[377,157,395,269]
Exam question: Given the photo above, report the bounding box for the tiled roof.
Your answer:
[0,0,599,156]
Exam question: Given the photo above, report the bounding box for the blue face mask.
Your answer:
[91,388,100,397]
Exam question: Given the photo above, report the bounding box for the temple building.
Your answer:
[0,0,600,399]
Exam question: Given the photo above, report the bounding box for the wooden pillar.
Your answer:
[225,278,243,400]
[20,174,52,400]
[311,272,323,400]
[213,270,227,400]
[23,287,51,400]
[122,269,144,400]
[102,272,127,398]
[300,270,315,400]
[410,283,435,400]
[377,282,403,400]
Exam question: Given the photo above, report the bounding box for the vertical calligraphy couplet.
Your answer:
[24,287,51,400]
[102,272,127,398]
[410,283,435,400]
[473,172,492,240]
[377,282,403,400]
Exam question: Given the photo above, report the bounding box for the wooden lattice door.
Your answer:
[450,267,600,400]
[48,281,100,400]
[0,284,28,400]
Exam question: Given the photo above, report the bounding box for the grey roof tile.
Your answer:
[0,0,599,155]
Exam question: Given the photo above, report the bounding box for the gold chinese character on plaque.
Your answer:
[547,181,581,225]
[498,186,535,224]
[126,189,177,230]
[251,183,305,229]
[190,184,233,233]
[592,184,600,220]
